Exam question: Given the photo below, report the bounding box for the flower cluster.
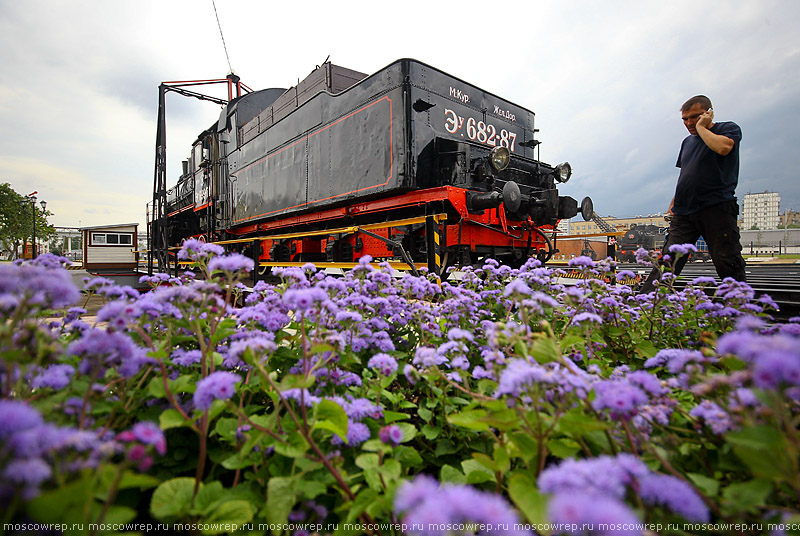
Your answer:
[1,248,798,532]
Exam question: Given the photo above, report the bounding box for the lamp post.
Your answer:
[39,200,47,257]
[28,193,37,259]
[25,193,47,259]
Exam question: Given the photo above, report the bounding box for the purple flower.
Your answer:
[171,348,202,366]
[668,243,698,256]
[226,334,277,366]
[503,279,532,297]
[367,353,398,375]
[447,328,474,342]
[282,288,329,311]
[67,328,149,378]
[626,370,667,397]
[570,312,603,326]
[0,260,80,312]
[412,347,446,368]
[193,371,241,410]
[379,424,404,445]
[689,400,733,434]
[31,364,75,390]
[208,253,254,274]
[178,239,224,260]
[637,473,709,522]
[131,421,167,455]
[344,398,382,421]
[645,348,706,373]
[331,420,370,446]
[568,256,596,268]
[592,380,648,420]
[495,359,548,398]
[538,454,647,499]
[0,400,44,439]
[548,491,640,535]
[394,475,529,536]
[281,388,320,407]
[3,458,52,487]
[616,270,636,280]
[403,364,419,385]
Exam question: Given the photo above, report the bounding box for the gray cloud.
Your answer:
[1,0,798,230]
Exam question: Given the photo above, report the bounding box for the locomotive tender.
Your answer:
[153,58,589,274]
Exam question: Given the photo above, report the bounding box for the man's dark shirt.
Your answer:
[672,121,742,215]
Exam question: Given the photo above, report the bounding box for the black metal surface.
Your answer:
[620,262,800,320]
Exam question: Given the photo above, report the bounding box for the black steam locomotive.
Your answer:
[617,224,666,262]
[149,59,591,275]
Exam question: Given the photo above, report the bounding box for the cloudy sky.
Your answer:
[1,0,798,230]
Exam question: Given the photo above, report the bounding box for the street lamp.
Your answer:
[25,193,47,259]
[39,200,47,257]
[28,194,37,259]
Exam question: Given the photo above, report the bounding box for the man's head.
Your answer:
[681,95,713,135]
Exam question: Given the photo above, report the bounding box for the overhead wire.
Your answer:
[211,0,234,73]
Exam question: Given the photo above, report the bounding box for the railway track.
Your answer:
[618,261,800,320]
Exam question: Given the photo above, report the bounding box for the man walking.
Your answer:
[639,95,746,293]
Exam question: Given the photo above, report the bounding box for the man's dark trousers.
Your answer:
[639,200,746,293]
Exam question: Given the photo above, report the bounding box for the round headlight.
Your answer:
[489,146,511,172]
[554,162,572,183]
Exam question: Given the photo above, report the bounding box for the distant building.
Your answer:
[742,191,781,230]
[80,223,139,272]
[564,214,667,236]
[53,227,82,260]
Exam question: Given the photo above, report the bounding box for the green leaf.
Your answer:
[26,477,91,527]
[421,423,440,440]
[557,408,610,437]
[440,464,467,484]
[150,477,197,520]
[461,459,494,484]
[313,399,349,440]
[417,406,433,422]
[192,480,225,514]
[530,337,561,364]
[355,453,380,470]
[214,417,239,440]
[394,446,424,467]
[546,438,581,459]
[721,479,773,515]
[508,472,549,526]
[117,470,160,491]
[203,500,255,534]
[160,408,190,430]
[560,334,586,350]
[384,410,409,423]
[273,430,310,458]
[266,476,297,526]
[297,478,328,500]
[635,339,658,359]
[102,505,137,525]
[148,376,166,398]
[687,472,720,498]
[508,432,539,463]
[493,445,510,473]
[447,409,489,431]
[395,422,417,442]
[377,459,402,483]
[726,425,793,480]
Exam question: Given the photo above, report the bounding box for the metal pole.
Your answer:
[31,196,37,259]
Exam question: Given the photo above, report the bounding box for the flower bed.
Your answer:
[1,244,799,536]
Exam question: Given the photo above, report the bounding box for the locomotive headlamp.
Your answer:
[554,162,572,183]
[489,146,511,172]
